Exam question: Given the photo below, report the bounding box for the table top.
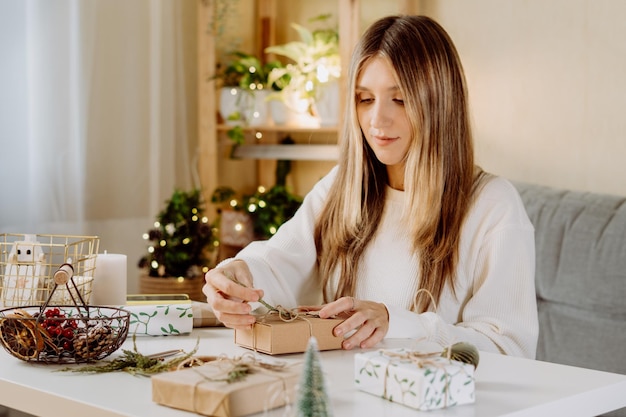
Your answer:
[1,327,625,417]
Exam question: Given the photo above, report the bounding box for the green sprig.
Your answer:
[58,336,199,376]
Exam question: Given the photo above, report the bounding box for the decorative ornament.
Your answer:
[441,342,480,369]
[296,337,333,417]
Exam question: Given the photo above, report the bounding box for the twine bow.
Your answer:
[192,352,287,383]
[373,348,457,410]
[189,353,294,416]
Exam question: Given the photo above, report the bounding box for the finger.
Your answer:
[205,268,263,303]
[220,278,263,303]
[210,293,257,329]
[211,291,254,315]
[318,296,354,319]
[358,327,386,349]
[332,311,365,338]
[342,319,376,350]
[216,312,257,330]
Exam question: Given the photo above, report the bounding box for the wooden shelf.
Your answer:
[197,0,363,198]
[217,124,338,134]
[232,144,338,161]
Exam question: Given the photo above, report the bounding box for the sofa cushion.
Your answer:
[513,182,626,378]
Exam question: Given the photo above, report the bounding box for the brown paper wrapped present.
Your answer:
[152,358,301,417]
[235,312,344,355]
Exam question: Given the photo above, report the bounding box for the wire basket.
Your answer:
[0,233,99,307]
[0,263,130,363]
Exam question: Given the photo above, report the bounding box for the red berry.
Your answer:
[62,328,74,339]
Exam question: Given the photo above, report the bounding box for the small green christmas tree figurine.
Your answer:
[296,337,333,417]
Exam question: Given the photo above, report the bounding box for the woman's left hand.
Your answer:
[317,296,389,350]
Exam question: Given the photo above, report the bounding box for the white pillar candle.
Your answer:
[91,252,127,306]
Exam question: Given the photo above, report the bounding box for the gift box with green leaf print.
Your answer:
[124,296,193,336]
[354,348,475,411]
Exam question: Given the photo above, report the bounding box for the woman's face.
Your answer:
[356,56,412,186]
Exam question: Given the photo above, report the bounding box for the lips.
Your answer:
[372,135,398,146]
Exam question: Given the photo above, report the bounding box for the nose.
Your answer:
[369,101,391,129]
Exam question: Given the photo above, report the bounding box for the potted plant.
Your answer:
[265,14,341,127]
[211,138,303,258]
[137,189,217,301]
[216,51,283,129]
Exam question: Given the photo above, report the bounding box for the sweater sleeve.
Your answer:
[386,178,539,358]
[217,167,338,308]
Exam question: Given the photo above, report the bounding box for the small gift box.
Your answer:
[125,294,193,336]
[235,312,344,355]
[152,359,301,417]
[355,348,475,411]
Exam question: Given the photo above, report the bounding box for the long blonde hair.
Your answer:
[313,15,485,312]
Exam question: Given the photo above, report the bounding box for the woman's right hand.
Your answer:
[203,259,264,330]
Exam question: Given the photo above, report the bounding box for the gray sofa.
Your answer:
[514,182,626,416]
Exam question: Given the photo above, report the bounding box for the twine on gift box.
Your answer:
[223,273,318,353]
[376,349,455,409]
[250,307,317,353]
[363,288,477,410]
[189,353,294,416]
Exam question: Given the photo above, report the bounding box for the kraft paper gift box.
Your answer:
[355,348,475,411]
[152,360,301,417]
[235,313,344,355]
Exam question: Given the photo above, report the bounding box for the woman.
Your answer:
[204,15,538,358]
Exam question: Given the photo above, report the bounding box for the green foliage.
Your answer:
[296,337,333,417]
[60,336,199,376]
[138,189,215,278]
[211,183,302,240]
[265,14,340,104]
[226,125,245,146]
[211,138,302,240]
[217,50,284,90]
[245,184,302,238]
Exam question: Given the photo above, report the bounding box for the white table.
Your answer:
[1,328,625,417]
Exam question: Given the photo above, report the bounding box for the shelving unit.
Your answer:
[232,144,339,161]
[218,123,339,160]
[196,0,359,206]
[197,1,418,205]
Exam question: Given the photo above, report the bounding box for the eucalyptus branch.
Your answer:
[58,336,199,375]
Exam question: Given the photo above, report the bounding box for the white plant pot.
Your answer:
[243,89,270,127]
[219,87,245,125]
[279,91,319,128]
[219,87,270,126]
[315,80,340,127]
[269,99,300,126]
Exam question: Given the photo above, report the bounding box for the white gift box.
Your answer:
[124,302,193,336]
[355,348,475,411]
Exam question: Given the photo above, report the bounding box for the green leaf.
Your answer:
[227,126,245,145]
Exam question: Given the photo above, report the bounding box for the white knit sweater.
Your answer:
[226,166,538,358]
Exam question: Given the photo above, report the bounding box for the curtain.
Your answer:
[0,0,198,293]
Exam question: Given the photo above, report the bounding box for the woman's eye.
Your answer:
[393,98,405,105]
[358,97,373,104]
